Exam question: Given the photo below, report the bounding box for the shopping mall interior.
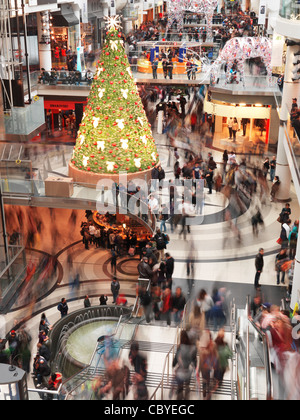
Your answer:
[0,0,300,403]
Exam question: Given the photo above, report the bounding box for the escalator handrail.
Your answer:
[247,315,273,400]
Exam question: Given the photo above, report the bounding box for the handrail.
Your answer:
[230,298,237,400]
[2,177,157,235]
[149,299,190,400]
[246,296,273,400]
[247,317,273,400]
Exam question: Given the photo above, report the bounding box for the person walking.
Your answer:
[154,228,168,262]
[165,253,174,288]
[167,59,173,79]
[214,328,233,387]
[83,295,91,308]
[57,298,68,318]
[275,248,289,285]
[232,118,239,142]
[270,156,276,182]
[129,342,148,400]
[111,248,117,276]
[160,287,172,326]
[151,57,158,79]
[254,248,264,288]
[227,117,233,139]
[197,330,219,400]
[172,330,197,400]
[139,285,153,324]
[111,277,120,304]
[172,287,186,324]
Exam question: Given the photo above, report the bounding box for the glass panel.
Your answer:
[248,321,267,400]
[4,98,45,136]
[280,0,300,19]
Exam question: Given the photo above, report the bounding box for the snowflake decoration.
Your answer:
[104,15,122,31]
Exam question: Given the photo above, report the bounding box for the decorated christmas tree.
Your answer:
[69,16,159,184]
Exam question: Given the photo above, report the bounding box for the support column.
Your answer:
[276,44,300,201]
[278,43,300,309]
[276,123,292,201]
[291,228,300,310]
[36,11,52,71]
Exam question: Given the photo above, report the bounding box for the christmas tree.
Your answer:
[69,16,159,182]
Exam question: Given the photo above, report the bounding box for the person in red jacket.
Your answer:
[161,287,172,326]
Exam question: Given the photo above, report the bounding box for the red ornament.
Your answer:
[105,52,109,56]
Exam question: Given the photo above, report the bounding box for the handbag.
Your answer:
[276,238,282,245]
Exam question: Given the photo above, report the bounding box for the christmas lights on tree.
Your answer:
[69,16,159,182]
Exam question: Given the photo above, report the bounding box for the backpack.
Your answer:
[156,234,166,249]
[290,231,298,245]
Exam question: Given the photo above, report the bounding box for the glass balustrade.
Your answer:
[280,0,300,20]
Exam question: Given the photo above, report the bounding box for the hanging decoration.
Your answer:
[166,0,218,40]
[209,37,273,86]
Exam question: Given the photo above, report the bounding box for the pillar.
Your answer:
[291,229,300,310]
[276,44,300,201]
[36,11,52,71]
[278,43,300,308]
[276,124,292,202]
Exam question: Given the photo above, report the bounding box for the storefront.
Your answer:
[43,98,87,131]
[204,98,277,153]
[50,4,80,68]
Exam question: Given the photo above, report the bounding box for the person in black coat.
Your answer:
[165,253,175,285]
[254,248,264,288]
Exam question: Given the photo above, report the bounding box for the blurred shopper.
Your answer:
[254,248,264,288]
[57,298,68,318]
[197,330,218,400]
[172,287,186,324]
[173,330,197,400]
[214,328,233,387]
[129,342,148,400]
[111,277,120,304]
[196,289,214,324]
[160,287,172,326]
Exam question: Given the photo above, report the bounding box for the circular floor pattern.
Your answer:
[116,258,140,276]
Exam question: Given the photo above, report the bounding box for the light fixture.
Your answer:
[255,104,263,107]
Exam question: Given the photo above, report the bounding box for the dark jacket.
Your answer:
[57,301,68,317]
[138,261,153,279]
[166,257,175,278]
[255,253,264,272]
[111,280,120,295]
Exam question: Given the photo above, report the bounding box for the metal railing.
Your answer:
[236,297,273,400]
[1,175,157,235]
[149,299,192,400]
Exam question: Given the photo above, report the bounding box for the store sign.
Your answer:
[44,100,87,110]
